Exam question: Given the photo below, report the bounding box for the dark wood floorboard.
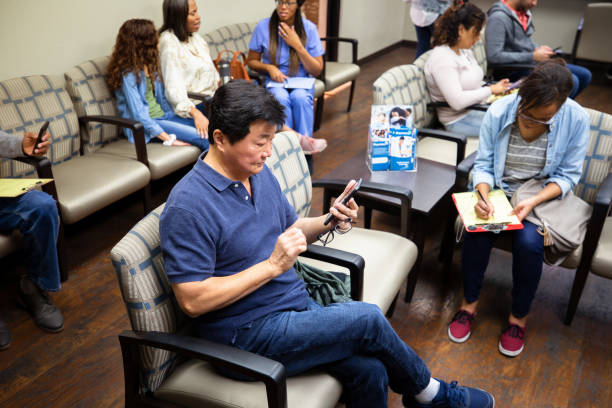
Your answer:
[1,46,611,407]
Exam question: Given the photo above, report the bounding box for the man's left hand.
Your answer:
[329,180,359,230]
[22,132,50,156]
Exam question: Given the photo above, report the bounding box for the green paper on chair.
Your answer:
[0,178,53,197]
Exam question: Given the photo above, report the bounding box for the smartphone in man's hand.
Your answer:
[32,121,50,155]
[323,178,362,225]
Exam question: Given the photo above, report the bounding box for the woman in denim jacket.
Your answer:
[107,19,208,150]
[447,60,589,357]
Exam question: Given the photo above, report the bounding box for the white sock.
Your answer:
[414,377,440,404]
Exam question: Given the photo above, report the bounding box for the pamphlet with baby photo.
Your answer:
[367,105,417,171]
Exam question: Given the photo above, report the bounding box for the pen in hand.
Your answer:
[475,189,493,218]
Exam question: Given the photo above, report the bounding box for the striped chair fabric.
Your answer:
[110,131,311,393]
[575,108,612,204]
[0,75,80,178]
[203,22,258,61]
[65,57,120,153]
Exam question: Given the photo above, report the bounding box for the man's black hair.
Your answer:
[159,0,191,42]
[208,80,286,145]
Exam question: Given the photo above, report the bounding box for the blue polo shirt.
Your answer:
[160,154,309,342]
[249,17,325,78]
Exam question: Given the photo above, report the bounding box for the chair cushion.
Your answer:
[267,131,312,218]
[156,359,342,408]
[65,57,120,153]
[0,230,22,258]
[52,153,150,224]
[301,228,418,314]
[324,62,360,90]
[417,136,479,166]
[589,216,612,278]
[314,78,325,99]
[0,75,80,178]
[95,139,200,180]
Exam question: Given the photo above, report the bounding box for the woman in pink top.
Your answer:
[424,3,509,137]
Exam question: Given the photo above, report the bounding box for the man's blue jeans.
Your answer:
[461,221,544,318]
[0,190,61,292]
[228,299,431,407]
[566,63,592,99]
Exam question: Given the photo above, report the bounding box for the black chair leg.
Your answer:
[142,185,152,215]
[347,80,356,112]
[314,94,325,132]
[57,223,68,282]
[564,265,590,325]
[386,292,398,318]
[364,207,372,229]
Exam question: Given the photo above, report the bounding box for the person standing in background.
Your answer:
[409,0,453,59]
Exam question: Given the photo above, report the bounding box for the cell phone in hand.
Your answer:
[507,78,525,91]
[323,178,363,226]
[553,46,562,54]
[31,121,50,155]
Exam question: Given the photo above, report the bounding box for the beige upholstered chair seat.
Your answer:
[417,136,479,167]
[156,360,342,408]
[302,228,418,313]
[324,62,360,91]
[96,139,201,180]
[0,231,22,258]
[314,78,325,98]
[51,154,150,224]
[582,217,612,278]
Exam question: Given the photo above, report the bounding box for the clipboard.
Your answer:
[452,190,523,232]
[0,178,53,197]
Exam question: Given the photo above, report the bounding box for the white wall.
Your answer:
[339,0,408,61]
[0,0,271,81]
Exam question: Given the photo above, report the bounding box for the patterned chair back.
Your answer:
[472,36,488,74]
[203,22,258,61]
[0,75,80,178]
[65,57,120,154]
[373,65,435,129]
[110,130,312,393]
[575,108,612,204]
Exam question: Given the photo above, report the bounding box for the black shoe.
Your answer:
[17,277,64,333]
[0,318,10,350]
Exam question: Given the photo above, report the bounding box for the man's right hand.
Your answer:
[267,227,307,276]
[533,46,554,62]
[22,131,50,156]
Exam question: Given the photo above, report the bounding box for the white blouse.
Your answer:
[159,30,220,118]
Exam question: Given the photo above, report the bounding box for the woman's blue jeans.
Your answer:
[228,299,431,408]
[444,110,486,138]
[461,220,544,318]
[0,190,61,292]
[156,112,209,150]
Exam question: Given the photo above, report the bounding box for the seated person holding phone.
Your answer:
[485,0,591,99]
[448,60,589,357]
[0,127,64,350]
[424,2,510,138]
[160,80,494,408]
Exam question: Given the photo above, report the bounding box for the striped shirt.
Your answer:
[502,123,548,195]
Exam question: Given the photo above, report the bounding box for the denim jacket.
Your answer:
[472,93,589,198]
[114,71,174,143]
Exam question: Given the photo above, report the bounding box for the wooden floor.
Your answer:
[1,46,611,408]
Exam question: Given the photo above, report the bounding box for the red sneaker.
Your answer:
[499,324,525,357]
[448,310,474,343]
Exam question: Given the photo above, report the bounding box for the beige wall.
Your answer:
[0,0,271,81]
[404,0,589,53]
[338,0,408,61]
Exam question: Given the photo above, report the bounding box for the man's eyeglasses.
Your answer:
[276,0,298,6]
[518,111,554,127]
[317,218,354,246]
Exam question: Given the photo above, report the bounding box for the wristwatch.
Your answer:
[163,134,176,146]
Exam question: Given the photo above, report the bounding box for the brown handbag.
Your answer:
[213,50,251,81]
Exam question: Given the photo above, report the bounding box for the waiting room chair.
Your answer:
[571,3,612,66]
[441,107,612,325]
[320,37,360,113]
[65,57,202,181]
[111,131,417,407]
[0,75,152,279]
